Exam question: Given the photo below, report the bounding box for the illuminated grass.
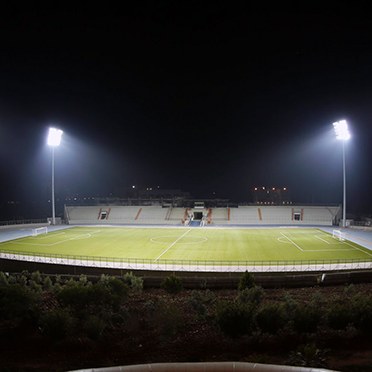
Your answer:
[0,226,371,264]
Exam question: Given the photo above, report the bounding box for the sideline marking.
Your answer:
[154,229,192,261]
[280,232,304,252]
[343,240,372,257]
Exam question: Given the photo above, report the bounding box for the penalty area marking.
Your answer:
[9,230,102,247]
[278,233,361,253]
[280,232,304,252]
[154,229,192,261]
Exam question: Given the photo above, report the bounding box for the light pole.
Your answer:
[47,127,63,225]
[333,120,350,228]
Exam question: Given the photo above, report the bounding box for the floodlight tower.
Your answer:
[333,120,350,228]
[47,127,63,225]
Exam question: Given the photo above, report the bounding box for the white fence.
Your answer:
[1,250,371,273]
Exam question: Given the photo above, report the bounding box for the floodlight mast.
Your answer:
[333,120,350,228]
[47,128,63,225]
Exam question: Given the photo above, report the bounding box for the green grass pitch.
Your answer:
[1,226,371,264]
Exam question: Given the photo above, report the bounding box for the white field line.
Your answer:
[37,232,66,240]
[279,233,356,253]
[343,240,372,257]
[280,232,304,252]
[314,235,331,244]
[10,230,102,247]
[302,248,355,252]
[154,229,192,261]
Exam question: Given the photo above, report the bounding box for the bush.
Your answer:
[161,274,183,293]
[40,309,75,340]
[43,276,53,291]
[351,295,372,333]
[216,301,255,338]
[238,271,255,291]
[122,272,143,292]
[153,302,182,338]
[282,292,298,320]
[57,284,93,309]
[0,272,9,286]
[31,271,42,285]
[293,305,321,334]
[0,284,38,320]
[238,286,264,306]
[58,279,128,312]
[79,274,89,286]
[83,315,107,340]
[189,291,207,319]
[256,303,286,334]
[327,303,353,330]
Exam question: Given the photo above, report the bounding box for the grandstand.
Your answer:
[65,204,341,226]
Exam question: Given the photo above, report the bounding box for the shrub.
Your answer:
[0,272,9,286]
[189,291,207,319]
[40,309,75,340]
[256,303,286,334]
[0,284,38,320]
[29,280,43,293]
[327,303,353,330]
[83,315,107,340]
[57,284,92,309]
[122,272,143,292]
[79,274,89,286]
[282,292,298,320]
[31,271,42,285]
[293,305,321,334]
[154,302,182,338]
[216,301,255,338]
[43,276,53,291]
[238,286,264,306]
[161,274,183,293]
[351,295,372,333]
[238,271,255,291]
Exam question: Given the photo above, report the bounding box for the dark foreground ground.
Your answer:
[1,275,372,372]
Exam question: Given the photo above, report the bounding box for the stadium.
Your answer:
[1,199,372,288]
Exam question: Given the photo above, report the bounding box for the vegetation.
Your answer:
[161,274,183,293]
[0,270,372,371]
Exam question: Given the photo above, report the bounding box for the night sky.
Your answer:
[0,2,372,219]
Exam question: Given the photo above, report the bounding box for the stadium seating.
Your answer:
[65,205,340,226]
[229,207,261,224]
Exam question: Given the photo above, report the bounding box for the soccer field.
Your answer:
[1,226,371,265]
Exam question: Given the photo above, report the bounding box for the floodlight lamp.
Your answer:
[333,120,350,141]
[47,127,63,147]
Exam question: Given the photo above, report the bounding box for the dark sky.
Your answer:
[0,2,372,217]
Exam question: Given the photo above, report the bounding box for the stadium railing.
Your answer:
[0,248,371,273]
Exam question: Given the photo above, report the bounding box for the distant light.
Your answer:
[333,120,350,141]
[254,187,258,191]
[272,187,275,191]
[262,187,265,190]
[283,187,287,191]
[47,127,63,147]
[132,185,136,189]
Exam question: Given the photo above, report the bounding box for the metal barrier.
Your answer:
[0,248,371,272]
